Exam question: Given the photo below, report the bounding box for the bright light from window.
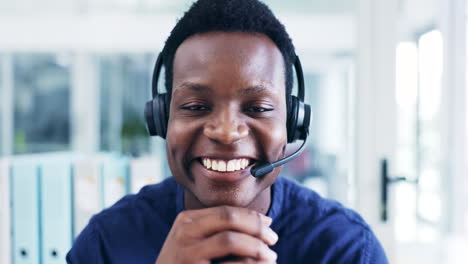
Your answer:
[418,30,444,121]
[395,30,445,245]
[395,184,417,242]
[396,42,418,108]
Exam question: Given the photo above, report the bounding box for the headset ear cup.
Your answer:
[287,96,312,143]
[144,100,157,136]
[153,97,163,138]
[144,94,170,138]
[154,95,165,139]
[287,96,299,143]
[301,103,312,140]
[160,94,170,138]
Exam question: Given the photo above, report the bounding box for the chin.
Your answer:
[201,199,247,208]
[197,183,255,208]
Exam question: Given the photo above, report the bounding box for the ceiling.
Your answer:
[0,0,356,16]
[162,0,356,15]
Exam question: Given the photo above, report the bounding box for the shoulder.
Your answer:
[275,176,368,228]
[273,177,388,263]
[97,177,178,221]
[67,177,179,263]
[66,214,109,263]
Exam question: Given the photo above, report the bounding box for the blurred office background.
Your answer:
[0,0,467,263]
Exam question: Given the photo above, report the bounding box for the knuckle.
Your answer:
[173,226,187,242]
[177,247,202,264]
[247,209,258,216]
[220,206,239,223]
[246,257,256,264]
[173,251,185,263]
[176,211,191,224]
[255,240,264,258]
[219,231,237,247]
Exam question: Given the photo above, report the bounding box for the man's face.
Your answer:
[166,31,288,208]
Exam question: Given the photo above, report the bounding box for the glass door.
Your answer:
[393,30,447,264]
[392,20,468,264]
[356,0,468,262]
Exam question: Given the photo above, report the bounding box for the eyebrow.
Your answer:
[173,82,274,96]
[174,82,212,94]
[238,85,271,96]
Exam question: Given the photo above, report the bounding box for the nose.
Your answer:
[203,107,249,144]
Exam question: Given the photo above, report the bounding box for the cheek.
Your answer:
[273,108,288,143]
[273,119,288,141]
[258,117,288,158]
[271,125,288,154]
[166,120,194,161]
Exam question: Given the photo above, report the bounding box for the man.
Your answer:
[67,0,388,263]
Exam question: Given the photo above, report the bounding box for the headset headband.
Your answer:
[151,53,164,98]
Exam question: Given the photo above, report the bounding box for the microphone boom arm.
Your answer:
[250,134,309,178]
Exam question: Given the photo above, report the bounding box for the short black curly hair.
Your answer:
[162,0,296,103]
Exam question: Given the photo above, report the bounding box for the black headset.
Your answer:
[145,52,311,144]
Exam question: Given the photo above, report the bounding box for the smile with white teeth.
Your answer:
[201,158,251,172]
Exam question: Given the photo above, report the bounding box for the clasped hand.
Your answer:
[155,206,279,264]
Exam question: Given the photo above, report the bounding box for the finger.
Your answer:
[216,257,264,264]
[217,257,275,264]
[217,257,255,264]
[255,260,276,264]
[218,258,276,264]
[182,206,278,246]
[177,206,272,226]
[211,255,246,263]
[189,231,277,262]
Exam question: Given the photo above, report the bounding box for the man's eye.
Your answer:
[246,106,273,113]
[181,105,209,111]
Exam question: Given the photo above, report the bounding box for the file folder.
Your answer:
[101,156,130,208]
[0,158,12,264]
[73,158,102,237]
[130,156,163,193]
[40,160,73,264]
[11,159,40,264]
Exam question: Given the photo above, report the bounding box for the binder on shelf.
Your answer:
[0,158,12,264]
[101,156,130,208]
[73,158,103,238]
[40,159,74,264]
[130,156,163,194]
[11,159,40,264]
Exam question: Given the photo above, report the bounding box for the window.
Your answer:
[99,54,154,156]
[282,56,356,206]
[13,54,71,154]
[394,30,444,243]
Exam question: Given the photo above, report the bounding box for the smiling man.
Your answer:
[67,0,388,263]
[168,31,287,213]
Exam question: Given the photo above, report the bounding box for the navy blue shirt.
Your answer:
[67,176,388,263]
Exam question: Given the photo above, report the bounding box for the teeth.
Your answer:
[201,158,251,172]
[218,161,226,172]
[235,160,241,170]
[226,160,234,172]
[202,158,211,169]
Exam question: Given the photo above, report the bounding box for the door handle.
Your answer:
[381,158,418,222]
